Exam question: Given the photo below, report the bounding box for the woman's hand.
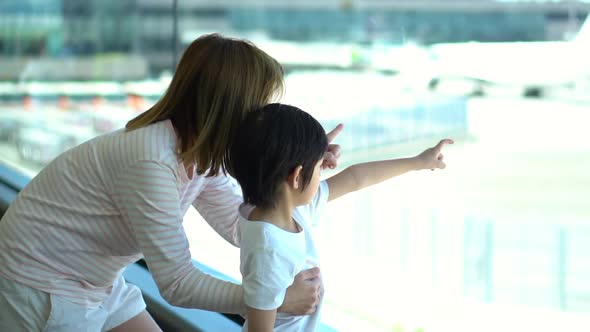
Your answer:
[322,124,344,170]
[414,139,454,171]
[277,267,321,315]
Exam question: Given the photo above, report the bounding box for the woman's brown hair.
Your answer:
[126,33,284,176]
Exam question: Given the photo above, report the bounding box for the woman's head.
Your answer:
[126,33,284,176]
[227,103,328,209]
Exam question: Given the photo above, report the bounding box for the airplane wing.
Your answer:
[427,14,590,96]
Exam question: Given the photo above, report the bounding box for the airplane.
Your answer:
[426,14,590,97]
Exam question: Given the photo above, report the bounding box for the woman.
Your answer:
[0,34,341,331]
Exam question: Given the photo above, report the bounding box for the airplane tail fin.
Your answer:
[574,14,590,44]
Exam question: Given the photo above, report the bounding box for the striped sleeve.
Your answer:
[113,160,245,313]
[193,175,243,247]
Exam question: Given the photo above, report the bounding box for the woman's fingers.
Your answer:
[298,267,320,281]
[326,124,344,143]
[321,152,337,169]
[322,125,344,170]
[327,143,341,159]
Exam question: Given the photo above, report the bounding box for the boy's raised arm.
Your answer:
[326,139,453,201]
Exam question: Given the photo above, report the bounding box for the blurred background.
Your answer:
[0,0,589,331]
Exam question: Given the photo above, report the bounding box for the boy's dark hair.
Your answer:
[227,103,328,209]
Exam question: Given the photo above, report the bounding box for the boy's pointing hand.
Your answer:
[415,139,454,171]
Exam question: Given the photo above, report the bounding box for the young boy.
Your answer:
[227,103,453,332]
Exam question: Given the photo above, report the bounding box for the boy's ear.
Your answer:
[287,165,303,190]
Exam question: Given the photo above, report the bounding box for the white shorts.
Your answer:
[0,274,146,332]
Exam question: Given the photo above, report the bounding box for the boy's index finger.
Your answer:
[435,138,454,153]
[326,124,344,143]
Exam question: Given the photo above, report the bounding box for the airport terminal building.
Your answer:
[0,0,589,78]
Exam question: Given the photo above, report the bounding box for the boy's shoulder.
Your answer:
[241,218,304,244]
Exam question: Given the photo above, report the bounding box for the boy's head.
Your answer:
[227,103,327,209]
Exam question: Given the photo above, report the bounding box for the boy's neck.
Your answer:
[249,200,300,233]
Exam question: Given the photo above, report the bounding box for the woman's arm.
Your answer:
[193,175,243,247]
[113,161,245,314]
[326,139,453,201]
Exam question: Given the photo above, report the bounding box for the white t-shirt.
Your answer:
[239,181,329,332]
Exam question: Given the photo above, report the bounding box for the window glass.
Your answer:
[1,1,589,331]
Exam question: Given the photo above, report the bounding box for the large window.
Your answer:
[1,1,589,331]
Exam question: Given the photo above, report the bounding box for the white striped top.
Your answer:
[0,119,245,312]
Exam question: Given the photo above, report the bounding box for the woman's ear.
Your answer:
[287,165,303,190]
